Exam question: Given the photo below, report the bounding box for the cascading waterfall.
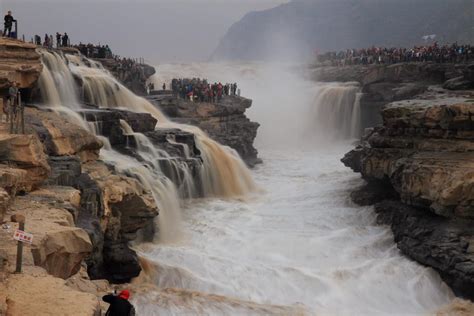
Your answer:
[37,49,256,243]
[119,119,196,199]
[63,52,256,198]
[311,82,362,139]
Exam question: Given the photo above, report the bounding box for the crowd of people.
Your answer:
[317,43,474,66]
[111,57,147,84]
[73,43,113,58]
[34,32,69,48]
[171,78,239,103]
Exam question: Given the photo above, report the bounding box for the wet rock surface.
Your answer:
[96,58,156,95]
[148,94,261,166]
[374,200,474,300]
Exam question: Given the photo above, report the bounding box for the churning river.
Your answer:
[133,63,455,315]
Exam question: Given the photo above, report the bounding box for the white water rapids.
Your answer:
[131,63,455,315]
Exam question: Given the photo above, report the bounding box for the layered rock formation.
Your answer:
[342,95,474,299]
[149,94,261,166]
[0,38,42,89]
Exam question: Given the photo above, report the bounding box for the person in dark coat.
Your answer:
[62,32,69,47]
[56,32,62,48]
[102,289,136,316]
[3,11,16,37]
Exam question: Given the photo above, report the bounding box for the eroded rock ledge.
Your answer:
[149,93,261,166]
[342,97,474,299]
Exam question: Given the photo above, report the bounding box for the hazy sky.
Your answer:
[1,0,288,63]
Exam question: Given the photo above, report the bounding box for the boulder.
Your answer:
[25,108,102,161]
[31,228,93,279]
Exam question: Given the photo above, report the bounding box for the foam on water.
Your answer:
[136,63,456,315]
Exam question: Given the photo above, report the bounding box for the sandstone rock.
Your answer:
[0,165,28,194]
[32,228,92,279]
[5,273,100,316]
[81,161,158,282]
[0,134,50,189]
[12,192,93,279]
[0,38,42,89]
[343,97,474,299]
[343,101,474,218]
[25,108,102,161]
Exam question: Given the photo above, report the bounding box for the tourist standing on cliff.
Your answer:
[62,33,69,47]
[43,34,50,47]
[56,32,61,48]
[3,11,16,37]
[103,289,136,316]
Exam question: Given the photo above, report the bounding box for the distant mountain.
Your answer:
[211,0,474,61]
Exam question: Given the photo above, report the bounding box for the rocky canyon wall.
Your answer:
[336,62,474,299]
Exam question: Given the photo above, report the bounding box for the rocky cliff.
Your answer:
[0,39,261,314]
[96,58,156,95]
[342,90,474,299]
[148,93,261,167]
[312,62,474,133]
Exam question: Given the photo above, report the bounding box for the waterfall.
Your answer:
[36,49,256,242]
[62,51,256,197]
[312,82,362,139]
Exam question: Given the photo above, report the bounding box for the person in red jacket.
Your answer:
[102,289,136,316]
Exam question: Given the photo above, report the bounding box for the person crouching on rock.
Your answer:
[102,289,136,316]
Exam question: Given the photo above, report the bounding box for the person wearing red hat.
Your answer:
[102,289,136,316]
